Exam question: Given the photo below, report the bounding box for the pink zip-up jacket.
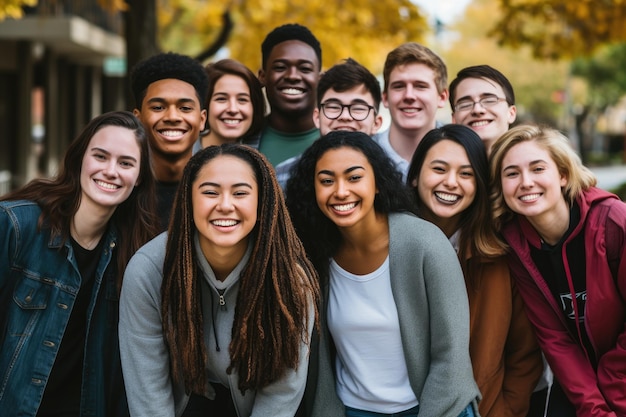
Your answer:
[502,187,626,417]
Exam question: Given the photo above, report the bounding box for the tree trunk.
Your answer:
[124,0,160,110]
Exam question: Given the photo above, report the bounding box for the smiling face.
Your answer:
[451,77,516,152]
[80,125,142,213]
[383,62,447,137]
[501,140,568,224]
[313,84,383,136]
[259,40,320,118]
[133,78,207,158]
[414,140,476,232]
[314,147,378,230]
[206,74,253,144]
[192,155,258,260]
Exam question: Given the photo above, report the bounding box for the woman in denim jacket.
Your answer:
[0,111,158,417]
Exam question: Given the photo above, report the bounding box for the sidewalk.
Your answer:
[590,165,626,192]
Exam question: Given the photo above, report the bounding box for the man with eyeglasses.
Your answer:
[449,65,517,155]
[275,58,383,188]
[373,43,448,181]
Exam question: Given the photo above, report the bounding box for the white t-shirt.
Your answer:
[328,256,419,413]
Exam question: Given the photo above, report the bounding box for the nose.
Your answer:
[226,97,238,113]
[164,105,182,122]
[285,66,301,80]
[520,171,534,188]
[334,180,350,198]
[103,160,119,178]
[337,105,352,120]
[404,84,416,101]
[443,172,458,188]
[217,194,234,211]
[470,101,486,114]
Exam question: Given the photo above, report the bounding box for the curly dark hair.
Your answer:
[261,23,321,69]
[130,52,209,109]
[285,130,416,273]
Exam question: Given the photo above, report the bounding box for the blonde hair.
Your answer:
[490,124,597,231]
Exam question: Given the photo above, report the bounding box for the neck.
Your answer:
[527,199,570,246]
[422,210,460,239]
[71,205,112,250]
[152,152,190,182]
[339,212,388,251]
[388,123,432,162]
[201,242,248,282]
[201,133,232,148]
[267,111,315,133]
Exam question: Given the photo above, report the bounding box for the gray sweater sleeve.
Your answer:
[119,234,184,417]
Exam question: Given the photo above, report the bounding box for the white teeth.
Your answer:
[212,219,238,227]
[223,119,241,125]
[333,202,357,212]
[95,180,119,190]
[470,121,490,127]
[402,108,418,114]
[520,193,541,201]
[160,130,185,138]
[435,192,459,202]
[282,88,304,95]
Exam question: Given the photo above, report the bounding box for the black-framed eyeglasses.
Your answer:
[454,96,508,113]
[320,101,376,121]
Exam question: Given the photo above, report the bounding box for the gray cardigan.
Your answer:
[304,212,481,417]
[119,232,312,417]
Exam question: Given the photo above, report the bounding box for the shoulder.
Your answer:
[0,200,41,229]
[125,233,168,278]
[389,212,447,242]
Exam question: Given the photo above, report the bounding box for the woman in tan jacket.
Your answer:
[407,124,542,417]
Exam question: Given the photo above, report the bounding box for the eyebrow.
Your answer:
[454,92,499,103]
[317,165,365,176]
[146,97,197,105]
[430,159,473,169]
[90,147,138,163]
[198,181,253,189]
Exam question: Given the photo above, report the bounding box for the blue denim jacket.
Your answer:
[0,200,128,417]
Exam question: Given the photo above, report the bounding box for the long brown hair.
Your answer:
[161,143,319,394]
[0,111,159,289]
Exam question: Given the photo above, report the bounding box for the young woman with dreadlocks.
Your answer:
[119,144,320,417]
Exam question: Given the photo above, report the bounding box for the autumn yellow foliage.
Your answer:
[0,0,37,20]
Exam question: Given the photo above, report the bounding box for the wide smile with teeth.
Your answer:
[520,193,541,201]
[435,192,460,203]
[95,180,120,190]
[281,88,305,96]
[222,119,242,125]
[470,120,490,127]
[332,202,357,212]
[402,108,419,114]
[160,130,186,139]
[211,219,239,227]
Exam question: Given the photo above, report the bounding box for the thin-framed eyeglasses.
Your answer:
[454,96,508,113]
[320,101,376,121]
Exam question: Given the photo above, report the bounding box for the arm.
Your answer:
[417,227,478,417]
[119,237,177,417]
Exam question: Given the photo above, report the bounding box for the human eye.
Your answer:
[180,105,195,112]
[348,174,363,182]
[149,105,164,111]
[201,188,218,196]
[455,100,473,112]
[213,95,228,103]
[272,63,287,72]
[299,64,314,73]
[460,169,474,178]
[533,166,546,173]
[350,104,369,115]
[318,177,334,186]
[324,102,342,112]
[481,96,499,106]
[503,170,518,178]
[233,189,250,197]
[390,82,405,91]
[119,160,135,168]
[237,96,250,104]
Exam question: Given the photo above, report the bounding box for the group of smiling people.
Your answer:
[0,21,624,417]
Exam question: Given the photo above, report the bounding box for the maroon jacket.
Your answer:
[502,187,626,417]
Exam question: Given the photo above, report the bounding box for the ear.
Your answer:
[411,177,418,188]
[313,108,321,129]
[258,69,266,87]
[372,114,384,134]
[200,109,208,131]
[382,91,390,109]
[437,89,449,109]
[560,172,568,188]
[507,105,517,124]
[133,108,141,118]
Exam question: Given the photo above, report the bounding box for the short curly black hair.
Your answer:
[130,52,209,110]
[261,23,321,69]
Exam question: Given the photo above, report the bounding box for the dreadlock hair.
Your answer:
[161,143,320,395]
[261,23,322,69]
[0,111,159,291]
[407,124,504,261]
[285,130,417,275]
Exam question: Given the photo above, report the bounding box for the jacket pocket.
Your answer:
[13,275,52,310]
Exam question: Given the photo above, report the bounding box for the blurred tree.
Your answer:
[492,0,626,59]
[0,0,36,19]
[157,0,427,73]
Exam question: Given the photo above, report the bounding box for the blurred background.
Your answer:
[1,0,625,197]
